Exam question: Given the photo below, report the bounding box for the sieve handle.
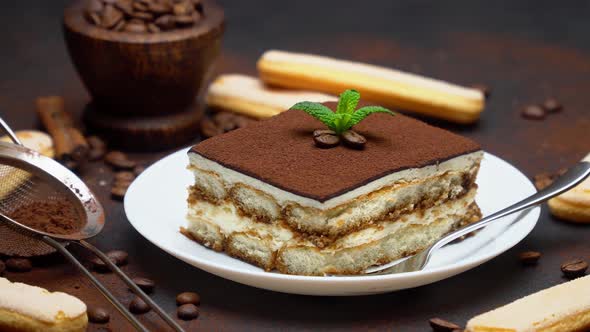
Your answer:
[77,240,186,332]
[41,237,149,332]
[0,118,23,146]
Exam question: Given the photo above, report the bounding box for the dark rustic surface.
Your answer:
[1,1,589,331]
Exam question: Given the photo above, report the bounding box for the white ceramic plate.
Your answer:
[125,149,539,296]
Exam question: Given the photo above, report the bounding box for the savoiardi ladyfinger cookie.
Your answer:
[206,74,336,118]
[0,277,88,332]
[257,50,485,124]
[548,153,590,223]
[466,274,590,332]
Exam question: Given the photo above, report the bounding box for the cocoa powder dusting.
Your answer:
[9,201,82,235]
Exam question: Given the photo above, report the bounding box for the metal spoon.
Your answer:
[365,154,590,275]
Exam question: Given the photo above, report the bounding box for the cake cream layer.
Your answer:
[467,274,590,332]
[185,189,479,275]
[188,150,481,236]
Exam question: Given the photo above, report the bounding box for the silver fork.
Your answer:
[365,154,590,275]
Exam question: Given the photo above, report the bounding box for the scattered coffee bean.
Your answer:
[0,260,5,275]
[341,130,366,149]
[5,258,32,272]
[115,171,136,182]
[105,151,136,169]
[129,296,151,314]
[471,84,491,99]
[107,250,128,266]
[313,129,340,148]
[533,172,554,190]
[519,251,541,265]
[133,165,145,176]
[90,250,128,272]
[521,105,546,120]
[87,136,107,161]
[88,307,110,324]
[200,118,224,138]
[132,277,155,293]
[177,304,199,320]
[542,98,562,113]
[561,258,588,279]
[111,185,128,200]
[176,292,200,306]
[429,317,461,332]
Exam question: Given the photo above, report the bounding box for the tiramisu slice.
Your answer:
[185,99,482,275]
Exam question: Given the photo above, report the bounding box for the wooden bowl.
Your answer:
[63,0,225,116]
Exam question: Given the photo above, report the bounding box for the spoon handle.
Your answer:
[433,157,590,251]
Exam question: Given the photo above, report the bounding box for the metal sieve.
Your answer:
[0,117,184,332]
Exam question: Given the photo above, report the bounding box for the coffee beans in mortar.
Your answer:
[85,0,204,33]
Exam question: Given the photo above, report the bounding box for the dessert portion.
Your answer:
[466,275,590,332]
[185,98,482,275]
[206,74,336,119]
[257,50,485,124]
[0,277,88,332]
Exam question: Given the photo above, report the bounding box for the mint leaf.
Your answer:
[336,89,360,114]
[349,106,395,127]
[291,102,337,130]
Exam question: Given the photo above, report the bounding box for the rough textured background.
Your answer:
[0,0,589,330]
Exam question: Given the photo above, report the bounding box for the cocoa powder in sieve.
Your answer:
[8,201,82,235]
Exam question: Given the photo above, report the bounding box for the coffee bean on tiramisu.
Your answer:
[177,304,199,320]
[6,258,32,272]
[428,317,462,332]
[129,296,151,314]
[132,277,155,294]
[107,250,129,266]
[115,171,136,182]
[313,129,340,148]
[561,258,588,279]
[342,130,366,149]
[0,260,5,275]
[470,84,491,99]
[519,251,541,265]
[176,292,200,306]
[542,98,562,113]
[105,151,136,169]
[88,307,110,324]
[520,105,546,120]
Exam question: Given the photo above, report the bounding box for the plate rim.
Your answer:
[125,148,539,284]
